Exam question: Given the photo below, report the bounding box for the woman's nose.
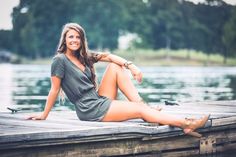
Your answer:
[72,37,77,41]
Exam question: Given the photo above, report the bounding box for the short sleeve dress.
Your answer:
[51,53,111,121]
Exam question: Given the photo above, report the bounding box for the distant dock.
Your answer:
[1,100,236,156]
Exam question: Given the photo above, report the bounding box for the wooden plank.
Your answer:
[0,135,201,157]
[212,115,236,126]
[1,127,236,157]
[0,100,236,157]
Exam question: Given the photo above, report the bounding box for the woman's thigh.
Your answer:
[98,63,120,99]
[102,100,144,122]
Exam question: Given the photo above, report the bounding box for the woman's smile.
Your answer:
[65,29,81,52]
[70,42,79,47]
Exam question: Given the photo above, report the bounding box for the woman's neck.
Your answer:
[65,50,76,58]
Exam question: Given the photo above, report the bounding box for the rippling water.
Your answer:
[1,64,236,112]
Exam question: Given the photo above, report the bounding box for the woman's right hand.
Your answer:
[26,114,46,120]
[129,64,143,84]
[26,76,61,121]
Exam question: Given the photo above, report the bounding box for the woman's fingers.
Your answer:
[134,72,143,83]
[26,115,34,120]
[26,115,44,120]
[130,65,143,83]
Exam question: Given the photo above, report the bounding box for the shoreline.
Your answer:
[10,49,236,67]
[22,57,236,67]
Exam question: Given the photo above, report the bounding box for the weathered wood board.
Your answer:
[0,100,236,156]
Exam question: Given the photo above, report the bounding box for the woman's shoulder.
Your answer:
[52,53,65,61]
[51,53,66,66]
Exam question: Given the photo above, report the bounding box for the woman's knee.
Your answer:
[107,62,123,72]
[139,105,153,119]
[131,103,147,118]
[102,101,144,121]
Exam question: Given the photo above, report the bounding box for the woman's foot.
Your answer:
[181,114,210,138]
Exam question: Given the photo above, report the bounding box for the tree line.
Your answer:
[0,0,235,61]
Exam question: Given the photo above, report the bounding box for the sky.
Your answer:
[0,0,236,30]
[0,0,19,30]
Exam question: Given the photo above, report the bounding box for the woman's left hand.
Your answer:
[129,64,143,83]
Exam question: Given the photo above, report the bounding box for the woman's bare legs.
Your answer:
[98,63,161,111]
[98,63,209,137]
[98,63,162,113]
[102,100,209,137]
[98,63,142,101]
[102,100,182,125]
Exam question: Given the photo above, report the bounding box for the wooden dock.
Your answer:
[1,100,236,157]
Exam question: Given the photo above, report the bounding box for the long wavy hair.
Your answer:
[56,23,98,88]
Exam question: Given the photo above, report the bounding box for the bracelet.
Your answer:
[124,61,133,69]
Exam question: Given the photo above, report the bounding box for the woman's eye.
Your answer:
[68,35,73,39]
[68,35,80,39]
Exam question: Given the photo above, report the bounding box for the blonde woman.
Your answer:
[28,23,209,137]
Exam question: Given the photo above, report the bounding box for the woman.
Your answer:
[28,23,209,138]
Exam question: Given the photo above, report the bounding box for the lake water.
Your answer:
[1,64,236,112]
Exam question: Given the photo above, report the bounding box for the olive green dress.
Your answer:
[51,53,111,121]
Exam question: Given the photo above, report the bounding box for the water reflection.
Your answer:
[0,64,235,112]
[138,66,236,103]
[0,64,13,111]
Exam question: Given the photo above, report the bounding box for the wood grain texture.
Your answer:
[0,100,236,156]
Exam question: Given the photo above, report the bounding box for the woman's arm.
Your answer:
[27,76,61,120]
[98,53,129,66]
[98,53,143,83]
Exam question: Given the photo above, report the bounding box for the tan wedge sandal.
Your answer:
[182,114,210,138]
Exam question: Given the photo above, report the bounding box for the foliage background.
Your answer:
[0,0,235,63]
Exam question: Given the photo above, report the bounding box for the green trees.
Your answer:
[11,0,75,58]
[0,0,235,59]
[0,30,13,51]
[71,0,125,50]
[223,6,236,62]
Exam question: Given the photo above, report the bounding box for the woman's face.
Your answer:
[65,29,81,53]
